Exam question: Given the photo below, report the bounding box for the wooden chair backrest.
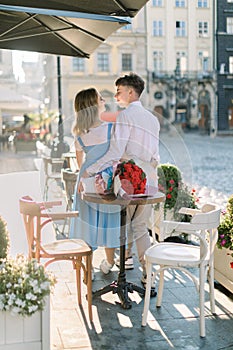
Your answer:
[19,196,47,261]
[42,156,64,175]
[61,169,78,208]
[190,204,221,257]
[191,205,221,230]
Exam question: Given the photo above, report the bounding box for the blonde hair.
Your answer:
[72,88,99,136]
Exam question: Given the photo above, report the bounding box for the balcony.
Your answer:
[152,70,215,83]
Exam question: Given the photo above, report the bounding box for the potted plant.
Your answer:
[157,163,198,220]
[0,255,55,317]
[214,195,233,293]
[0,216,10,259]
[0,216,56,349]
[14,132,38,153]
[149,163,199,241]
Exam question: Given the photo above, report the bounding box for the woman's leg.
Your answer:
[100,247,115,274]
[105,247,115,265]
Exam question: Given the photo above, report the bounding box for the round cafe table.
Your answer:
[82,189,165,310]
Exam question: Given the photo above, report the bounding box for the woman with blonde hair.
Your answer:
[69,88,120,278]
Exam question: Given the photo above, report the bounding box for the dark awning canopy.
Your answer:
[0,0,149,18]
[0,5,129,57]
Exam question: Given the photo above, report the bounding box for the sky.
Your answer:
[12,51,38,82]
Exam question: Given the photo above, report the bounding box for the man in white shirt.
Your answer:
[85,73,160,289]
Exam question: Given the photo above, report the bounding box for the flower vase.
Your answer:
[0,296,50,350]
[214,247,233,293]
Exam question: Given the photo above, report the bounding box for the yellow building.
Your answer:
[36,1,216,135]
[43,9,147,136]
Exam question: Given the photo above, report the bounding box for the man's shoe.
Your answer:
[141,273,157,297]
[99,259,114,274]
[115,256,134,270]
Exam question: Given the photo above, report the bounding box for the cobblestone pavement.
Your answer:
[0,132,233,350]
[0,131,231,209]
[160,130,232,207]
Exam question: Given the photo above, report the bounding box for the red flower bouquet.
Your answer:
[115,160,147,195]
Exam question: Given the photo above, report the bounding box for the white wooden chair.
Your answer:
[42,156,64,200]
[142,203,221,337]
[60,169,78,235]
[61,169,78,211]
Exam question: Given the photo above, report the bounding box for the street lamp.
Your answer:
[50,56,69,158]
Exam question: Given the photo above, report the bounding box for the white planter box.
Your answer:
[0,297,50,350]
[214,247,233,294]
[14,140,37,153]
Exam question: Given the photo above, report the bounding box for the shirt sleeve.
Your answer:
[86,112,130,175]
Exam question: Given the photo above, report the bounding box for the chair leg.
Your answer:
[60,216,69,237]
[142,261,152,326]
[208,263,216,314]
[156,267,164,307]
[158,202,164,242]
[86,254,93,322]
[199,264,206,338]
[150,207,157,244]
[44,180,48,201]
[74,259,82,305]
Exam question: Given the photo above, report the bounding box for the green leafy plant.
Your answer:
[0,216,10,259]
[0,255,56,316]
[217,195,233,268]
[157,163,198,221]
[157,163,182,210]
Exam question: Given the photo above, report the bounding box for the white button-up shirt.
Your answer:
[87,101,160,177]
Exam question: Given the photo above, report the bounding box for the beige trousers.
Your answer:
[126,204,151,274]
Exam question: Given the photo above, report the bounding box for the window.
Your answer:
[152,0,163,5]
[198,51,209,71]
[229,57,233,74]
[121,17,132,30]
[176,21,186,37]
[72,57,85,72]
[175,0,185,7]
[153,51,163,72]
[121,53,132,71]
[203,57,209,71]
[97,53,109,72]
[197,0,208,8]
[227,17,233,34]
[153,20,163,36]
[198,21,209,36]
[176,52,187,72]
[228,0,233,2]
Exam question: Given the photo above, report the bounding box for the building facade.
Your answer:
[216,0,233,132]
[146,0,216,134]
[3,0,231,137]
[0,50,42,134]
[0,50,16,91]
[42,9,147,136]
[43,1,218,136]
[0,0,233,134]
